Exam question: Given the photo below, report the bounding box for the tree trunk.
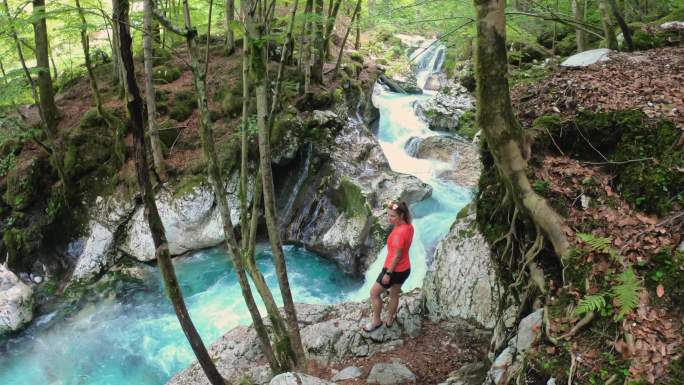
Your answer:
[144,0,167,178]
[297,0,313,72]
[245,0,307,369]
[48,40,58,80]
[354,4,360,50]
[114,2,225,383]
[311,0,324,84]
[473,0,570,261]
[32,0,59,136]
[608,0,632,51]
[76,0,104,112]
[572,0,587,52]
[323,0,341,60]
[597,0,618,50]
[333,0,361,78]
[225,0,235,55]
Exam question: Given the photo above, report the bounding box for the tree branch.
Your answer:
[153,8,190,37]
[506,11,604,39]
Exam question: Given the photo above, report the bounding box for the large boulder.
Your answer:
[414,82,474,133]
[71,195,136,281]
[423,73,448,92]
[560,48,612,67]
[167,290,424,385]
[366,362,416,384]
[423,204,498,329]
[121,175,245,262]
[0,264,34,334]
[405,135,481,189]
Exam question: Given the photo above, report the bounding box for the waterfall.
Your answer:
[410,40,447,89]
[280,144,313,225]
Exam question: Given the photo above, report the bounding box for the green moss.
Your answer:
[157,120,181,149]
[612,116,683,215]
[220,91,243,118]
[350,50,364,63]
[330,178,369,217]
[216,133,241,173]
[663,353,684,385]
[169,90,197,121]
[3,158,46,210]
[556,33,577,56]
[643,249,684,312]
[66,110,119,181]
[152,65,182,84]
[656,6,684,23]
[457,110,478,140]
[172,175,207,198]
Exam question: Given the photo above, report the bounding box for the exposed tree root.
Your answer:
[560,311,595,340]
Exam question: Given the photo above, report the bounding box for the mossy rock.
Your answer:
[376,58,388,66]
[67,110,118,180]
[157,120,181,149]
[169,90,197,121]
[3,157,49,211]
[217,134,241,173]
[556,33,577,57]
[350,50,364,64]
[220,91,243,118]
[457,110,478,141]
[330,178,370,217]
[79,108,108,129]
[153,65,182,84]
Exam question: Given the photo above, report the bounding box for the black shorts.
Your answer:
[376,268,411,289]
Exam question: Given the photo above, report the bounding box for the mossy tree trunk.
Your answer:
[32,0,59,136]
[114,2,225,384]
[245,0,307,369]
[572,0,587,52]
[354,4,360,50]
[225,0,235,55]
[323,0,341,60]
[297,0,313,72]
[75,0,104,112]
[311,0,325,84]
[143,0,167,179]
[608,0,632,51]
[333,0,361,78]
[473,0,570,264]
[597,0,618,50]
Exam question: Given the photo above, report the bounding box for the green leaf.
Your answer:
[575,293,607,316]
[612,266,642,320]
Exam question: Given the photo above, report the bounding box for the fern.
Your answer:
[575,293,607,316]
[612,266,642,319]
[577,232,619,261]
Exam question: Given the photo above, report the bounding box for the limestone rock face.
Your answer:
[121,175,245,262]
[280,115,431,275]
[167,290,424,385]
[414,82,474,133]
[404,135,481,188]
[0,264,34,334]
[366,362,416,385]
[331,366,363,382]
[423,205,498,329]
[484,309,544,385]
[561,48,612,67]
[72,195,136,281]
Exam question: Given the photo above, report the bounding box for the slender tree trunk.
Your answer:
[608,0,632,51]
[48,40,58,80]
[32,0,59,135]
[144,0,167,178]
[76,0,104,112]
[597,0,618,50]
[333,0,360,78]
[245,0,307,369]
[297,0,313,72]
[323,0,341,60]
[572,0,587,52]
[32,0,69,194]
[114,2,225,384]
[311,0,324,84]
[225,0,235,55]
[111,3,125,95]
[473,0,570,261]
[0,58,6,80]
[354,4,360,50]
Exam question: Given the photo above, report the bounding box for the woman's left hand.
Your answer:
[381,273,390,285]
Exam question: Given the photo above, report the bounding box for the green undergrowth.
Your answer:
[170,90,198,122]
[532,110,683,216]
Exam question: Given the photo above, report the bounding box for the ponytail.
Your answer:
[388,201,412,224]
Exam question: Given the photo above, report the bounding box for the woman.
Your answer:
[363,201,414,332]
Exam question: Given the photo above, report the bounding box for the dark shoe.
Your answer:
[385,315,396,328]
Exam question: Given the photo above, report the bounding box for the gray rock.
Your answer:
[331,366,363,381]
[660,21,684,30]
[414,82,474,133]
[167,290,424,385]
[405,135,481,188]
[0,264,34,334]
[441,362,487,385]
[367,362,416,384]
[486,347,514,385]
[270,373,336,385]
[514,309,543,352]
[423,73,448,91]
[561,48,612,67]
[423,205,498,328]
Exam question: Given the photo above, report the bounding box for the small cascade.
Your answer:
[410,40,447,89]
[404,136,422,157]
[280,144,313,225]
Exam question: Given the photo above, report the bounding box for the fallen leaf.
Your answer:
[656,284,665,298]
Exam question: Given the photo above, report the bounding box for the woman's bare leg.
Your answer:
[386,284,402,326]
[370,282,385,326]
